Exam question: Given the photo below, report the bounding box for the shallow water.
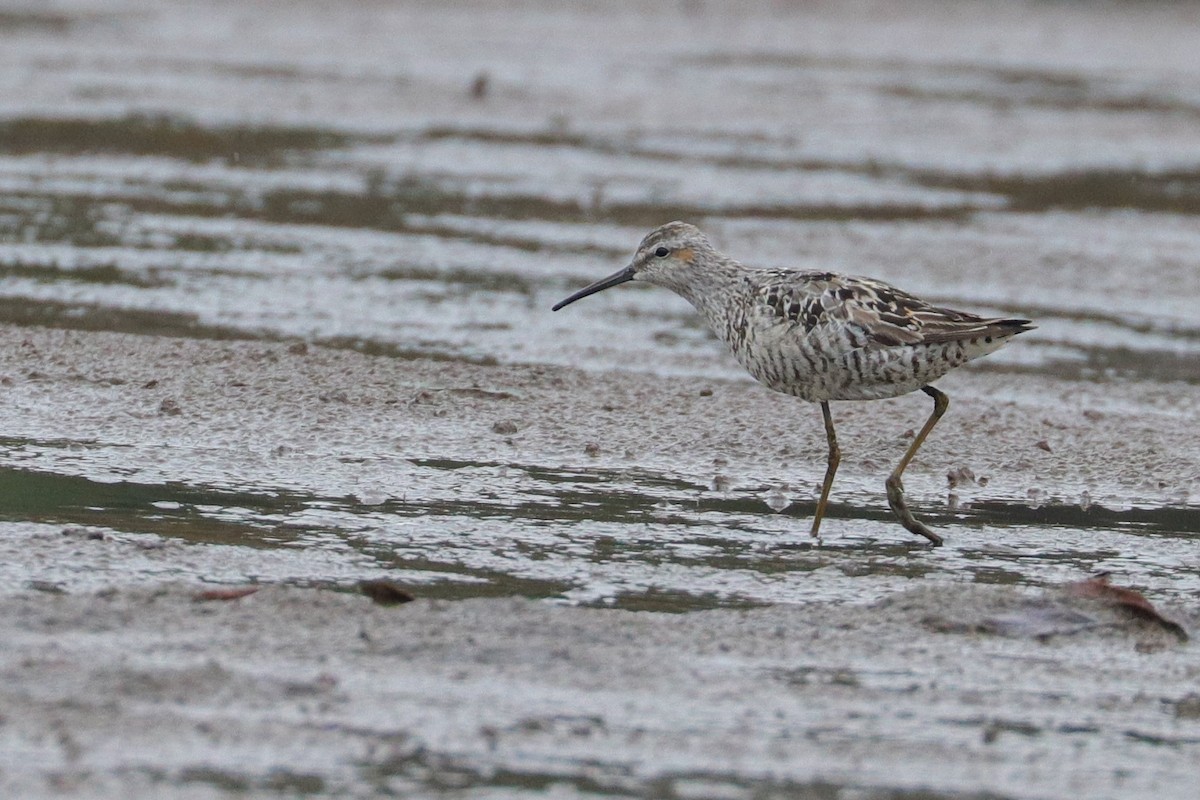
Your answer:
[1,1,1199,615]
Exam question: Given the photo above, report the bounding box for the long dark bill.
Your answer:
[551,265,635,311]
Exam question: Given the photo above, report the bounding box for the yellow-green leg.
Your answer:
[885,385,947,546]
[810,400,840,538]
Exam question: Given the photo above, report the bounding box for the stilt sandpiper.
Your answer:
[553,221,1034,546]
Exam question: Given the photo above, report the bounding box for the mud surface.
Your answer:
[1,1,1199,798]
[3,583,1198,799]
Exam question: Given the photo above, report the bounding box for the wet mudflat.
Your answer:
[0,1,1199,798]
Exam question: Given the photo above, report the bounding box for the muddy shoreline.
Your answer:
[3,0,1200,797]
[2,578,1197,799]
[1,325,1198,798]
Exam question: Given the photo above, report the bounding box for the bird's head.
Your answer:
[552,221,712,310]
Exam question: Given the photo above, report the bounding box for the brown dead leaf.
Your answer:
[1067,574,1188,642]
[358,579,416,606]
[193,586,259,602]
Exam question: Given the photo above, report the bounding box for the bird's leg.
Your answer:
[885,386,947,546]
[811,400,840,539]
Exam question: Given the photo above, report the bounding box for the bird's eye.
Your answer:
[654,246,670,258]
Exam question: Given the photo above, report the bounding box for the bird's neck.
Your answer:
[660,255,748,333]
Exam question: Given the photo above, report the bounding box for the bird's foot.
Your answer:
[807,519,824,546]
[885,475,944,546]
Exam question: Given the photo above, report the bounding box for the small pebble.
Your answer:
[470,71,490,100]
[946,466,976,488]
[492,420,519,435]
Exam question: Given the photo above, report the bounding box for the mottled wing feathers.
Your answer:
[899,307,1035,345]
[758,272,838,336]
[755,270,1032,349]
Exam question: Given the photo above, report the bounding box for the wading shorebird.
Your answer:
[552,222,1033,546]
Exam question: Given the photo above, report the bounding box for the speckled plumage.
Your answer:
[553,221,1034,545]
